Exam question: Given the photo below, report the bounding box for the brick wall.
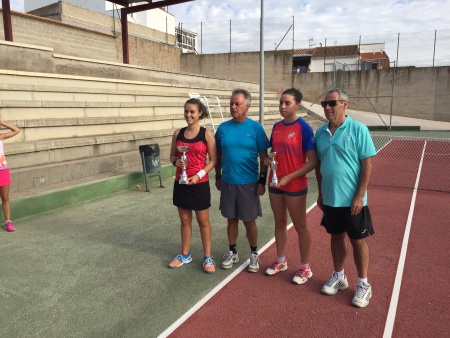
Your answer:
[0,8,180,70]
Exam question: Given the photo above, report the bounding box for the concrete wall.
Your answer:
[181,51,294,93]
[0,6,179,70]
[181,52,450,122]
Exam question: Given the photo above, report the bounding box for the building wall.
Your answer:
[181,50,294,92]
[181,52,450,122]
[0,8,180,70]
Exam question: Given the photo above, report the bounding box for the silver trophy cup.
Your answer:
[177,145,190,184]
[269,152,278,187]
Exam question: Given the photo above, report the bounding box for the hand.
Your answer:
[277,175,291,188]
[215,177,221,191]
[351,196,364,215]
[187,175,200,185]
[317,194,324,211]
[257,183,266,196]
[263,157,271,166]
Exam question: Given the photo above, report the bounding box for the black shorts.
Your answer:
[321,205,374,239]
[268,187,308,197]
[173,180,211,211]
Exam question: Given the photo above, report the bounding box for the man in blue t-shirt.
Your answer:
[215,89,269,273]
[315,88,376,308]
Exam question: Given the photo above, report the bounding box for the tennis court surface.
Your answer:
[1,133,449,337]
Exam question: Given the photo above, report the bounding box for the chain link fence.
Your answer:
[180,17,450,67]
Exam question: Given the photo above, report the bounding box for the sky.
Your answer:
[8,0,450,66]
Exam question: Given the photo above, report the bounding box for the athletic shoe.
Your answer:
[168,254,192,269]
[265,259,288,276]
[351,282,372,308]
[4,221,15,232]
[221,251,239,269]
[248,252,259,273]
[291,267,313,285]
[321,272,349,295]
[203,257,215,274]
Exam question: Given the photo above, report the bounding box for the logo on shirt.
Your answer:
[288,132,295,138]
[344,134,352,141]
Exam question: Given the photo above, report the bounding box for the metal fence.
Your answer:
[308,135,450,193]
[180,17,450,67]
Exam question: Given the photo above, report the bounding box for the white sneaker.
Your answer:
[352,282,372,308]
[321,272,349,295]
[248,252,259,273]
[221,251,239,269]
[265,259,288,276]
[291,267,313,285]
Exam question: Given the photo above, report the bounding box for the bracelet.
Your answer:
[258,173,267,185]
[215,174,222,179]
[172,160,177,166]
[196,169,206,180]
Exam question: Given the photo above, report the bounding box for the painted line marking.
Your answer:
[383,141,427,338]
[158,203,317,338]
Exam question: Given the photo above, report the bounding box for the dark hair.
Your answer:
[281,88,303,103]
[232,88,252,105]
[185,98,209,119]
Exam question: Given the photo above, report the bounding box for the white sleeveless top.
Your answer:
[0,140,8,170]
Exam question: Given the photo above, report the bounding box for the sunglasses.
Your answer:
[321,100,344,108]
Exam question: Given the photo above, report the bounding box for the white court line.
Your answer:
[158,203,317,338]
[383,141,427,338]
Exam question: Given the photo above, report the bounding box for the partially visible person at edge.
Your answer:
[214,88,269,273]
[263,88,318,285]
[315,88,376,308]
[168,98,217,273]
[0,120,21,232]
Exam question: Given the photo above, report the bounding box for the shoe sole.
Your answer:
[265,266,288,276]
[321,282,349,295]
[221,259,238,269]
[168,260,192,269]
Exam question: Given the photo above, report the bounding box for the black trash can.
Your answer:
[139,144,164,192]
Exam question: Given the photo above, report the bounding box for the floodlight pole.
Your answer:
[259,0,264,124]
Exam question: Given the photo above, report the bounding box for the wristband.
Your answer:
[258,173,267,185]
[215,174,222,179]
[172,160,177,166]
[196,169,206,180]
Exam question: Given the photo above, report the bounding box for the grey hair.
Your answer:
[326,88,348,101]
[232,88,252,105]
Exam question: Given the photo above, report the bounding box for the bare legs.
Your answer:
[330,233,369,278]
[177,207,212,257]
[0,184,11,221]
[269,192,310,263]
[226,217,258,249]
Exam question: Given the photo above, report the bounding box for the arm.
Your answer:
[169,129,180,167]
[0,121,21,141]
[315,161,323,211]
[256,150,268,196]
[351,156,373,215]
[277,149,318,188]
[188,129,217,184]
[214,148,222,191]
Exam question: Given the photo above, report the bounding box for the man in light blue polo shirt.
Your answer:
[315,88,376,308]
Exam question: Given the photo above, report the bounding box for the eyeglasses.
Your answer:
[321,100,344,108]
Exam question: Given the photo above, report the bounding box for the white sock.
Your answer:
[335,270,345,279]
[358,277,368,286]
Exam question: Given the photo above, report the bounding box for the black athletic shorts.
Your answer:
[321,205,374,239]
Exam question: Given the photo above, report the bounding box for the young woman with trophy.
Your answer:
[168,98,217,273]
[264,88,318,284]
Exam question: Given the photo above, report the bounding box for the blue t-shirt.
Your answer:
[215,118,270,185]
[315,116,376,207]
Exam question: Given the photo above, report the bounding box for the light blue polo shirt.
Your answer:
[215,118,270,185]
[315,116,376,207]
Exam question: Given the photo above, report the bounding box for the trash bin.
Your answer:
[139,144,164,192]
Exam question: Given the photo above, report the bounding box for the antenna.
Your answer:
[308,37,314,48]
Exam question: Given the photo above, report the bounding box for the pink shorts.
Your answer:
[0,168,11,187]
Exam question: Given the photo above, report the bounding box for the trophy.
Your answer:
[269,152,278,187]
[177,145,190,184]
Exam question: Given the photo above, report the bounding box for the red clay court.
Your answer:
[162,136,450,337]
